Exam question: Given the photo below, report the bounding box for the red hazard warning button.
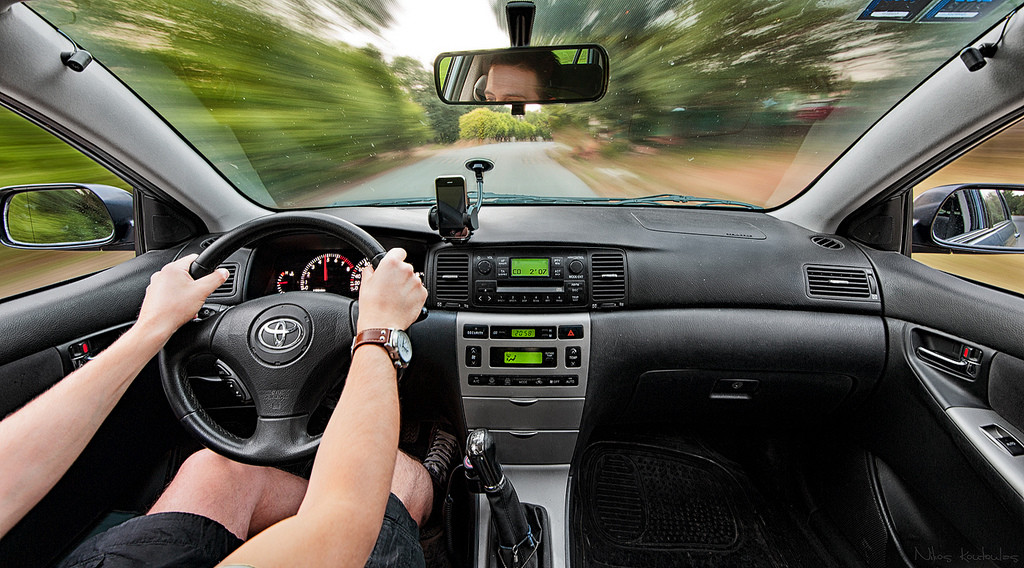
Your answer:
[558,325,584,340]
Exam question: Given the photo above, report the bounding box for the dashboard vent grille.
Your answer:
[811,236,844,250]
[805,266,876,301]
[434,252,470,302]
[209,263,238,298]
[591,252,626,304]
[200,237,218,249]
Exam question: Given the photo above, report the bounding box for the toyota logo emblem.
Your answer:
[257,318,305,351]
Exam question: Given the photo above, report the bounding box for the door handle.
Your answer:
[916,346,968,370]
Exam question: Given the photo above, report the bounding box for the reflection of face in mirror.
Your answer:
[483,51,559,102]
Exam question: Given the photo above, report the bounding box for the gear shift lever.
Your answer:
[466,428,539,568]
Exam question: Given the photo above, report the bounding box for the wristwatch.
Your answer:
[351,328,412,370]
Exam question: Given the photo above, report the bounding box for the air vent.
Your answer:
[209,263,238,298]
[591,251,626,305]
[805,266,877,301]
[434,252,470,303]
[200,236,218,249]
[811,235,844,250]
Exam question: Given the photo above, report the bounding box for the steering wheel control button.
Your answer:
[248,305,313,366]
[558,325,584,339]
[464,324,489,338]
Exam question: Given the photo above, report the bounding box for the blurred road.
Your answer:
[323,141,597,203]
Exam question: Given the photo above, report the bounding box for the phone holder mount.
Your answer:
[428,158,494,243]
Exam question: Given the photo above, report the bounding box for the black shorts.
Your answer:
[57,493,424,568]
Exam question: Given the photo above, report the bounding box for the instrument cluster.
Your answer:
[272,251,371,297]
[249,233,427,300]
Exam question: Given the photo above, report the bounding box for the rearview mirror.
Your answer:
[0,184,134,250]
[913,184,1023,253]
[434,45,608,105]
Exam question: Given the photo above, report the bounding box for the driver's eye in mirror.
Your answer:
[435,44,608,105]
[4,188,114,246]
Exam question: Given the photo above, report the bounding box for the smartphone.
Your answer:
[435,175,469,237]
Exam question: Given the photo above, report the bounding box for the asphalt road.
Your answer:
[326,141,598,204]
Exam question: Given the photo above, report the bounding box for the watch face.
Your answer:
[394,330,412,363]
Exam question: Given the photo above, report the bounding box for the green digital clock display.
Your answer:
[503,351,544,365]
[510,258,549,277]
[511,328,536,338]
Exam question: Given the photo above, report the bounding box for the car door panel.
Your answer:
[0,248,184,567]
[0,248,177,366]
[0,347,64,418]
[863,249,1024,557]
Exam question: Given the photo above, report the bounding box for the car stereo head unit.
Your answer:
[431,247,626,311]
[471,250,587,308]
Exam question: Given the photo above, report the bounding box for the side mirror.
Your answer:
[435,44,608,105]
[0,184,134,251]
[913,184,1022,253]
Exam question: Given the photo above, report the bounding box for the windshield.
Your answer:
[35,0,1021,210]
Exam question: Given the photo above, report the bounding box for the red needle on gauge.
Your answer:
[323,259,328,282]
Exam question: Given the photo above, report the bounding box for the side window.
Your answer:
[912,120,1024,295]
[981,189,1010,225]
[0,105,135,300]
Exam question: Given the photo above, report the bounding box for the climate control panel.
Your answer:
[457,313,590,398]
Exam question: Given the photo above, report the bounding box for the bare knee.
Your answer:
[175,449,251,488]
[148,449,272,539]
[390,452,435,527]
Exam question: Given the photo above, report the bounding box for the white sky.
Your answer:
[341,0,509,67]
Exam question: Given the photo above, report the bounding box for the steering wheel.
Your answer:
[159,212,387,466]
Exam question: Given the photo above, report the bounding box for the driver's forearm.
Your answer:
[218,346,400,568]
[0,323,169,538]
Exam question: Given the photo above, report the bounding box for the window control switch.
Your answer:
[982,424,1024,456]
[999,436,1024,457]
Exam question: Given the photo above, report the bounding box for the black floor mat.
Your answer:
[575,442,836,568]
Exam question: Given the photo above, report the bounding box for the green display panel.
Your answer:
[503,351,544,365]
[511,258,549,277]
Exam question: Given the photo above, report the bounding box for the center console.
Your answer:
[431,246,625,568]
[458,312,590,464]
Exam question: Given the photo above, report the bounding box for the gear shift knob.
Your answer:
[467,428,503,488]
[466,428,539,567]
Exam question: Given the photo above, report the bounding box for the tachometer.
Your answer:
[349,258,371,294]
[276,270,298,293]
[300,253,354,294]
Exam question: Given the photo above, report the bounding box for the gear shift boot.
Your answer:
[467,428,550,568]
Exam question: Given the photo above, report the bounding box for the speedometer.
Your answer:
[300,253,354,294]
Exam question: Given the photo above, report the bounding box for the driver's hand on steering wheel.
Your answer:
[356,248,427,332]
[137,254,229,340]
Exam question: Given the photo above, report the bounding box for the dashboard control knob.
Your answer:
[477,259,494,275]
[568,259,585,275]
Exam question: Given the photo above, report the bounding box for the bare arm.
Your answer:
[0,254,227,538]
[219,248,427,568]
